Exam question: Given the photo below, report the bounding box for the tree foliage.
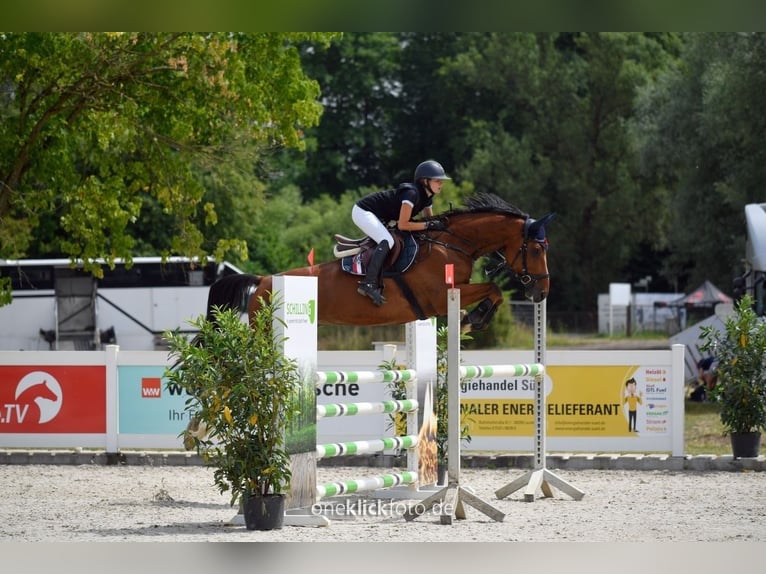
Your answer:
[5,32,766,336]
[296,33,404,197]
[636,33,766,291]
[439,33,682,311]
[0,32,337,282]
[294,33,688,316]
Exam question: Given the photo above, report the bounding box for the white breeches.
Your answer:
[352,205,394,248]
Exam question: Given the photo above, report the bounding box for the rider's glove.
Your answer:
[426,219,447,231]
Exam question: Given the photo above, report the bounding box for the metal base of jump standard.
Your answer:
[404,288,505,525]
[493,299,585,503]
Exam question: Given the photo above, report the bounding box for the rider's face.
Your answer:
[428,179,444,194]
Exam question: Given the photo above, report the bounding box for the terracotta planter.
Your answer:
[243,494,285,531]
[730,431,761,458]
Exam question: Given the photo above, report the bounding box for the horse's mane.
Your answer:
[439,192,528,219]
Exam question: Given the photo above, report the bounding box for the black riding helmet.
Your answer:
[414,160,451,182]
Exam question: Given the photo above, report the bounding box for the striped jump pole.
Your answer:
[317,399,418,419]
[315,368,421,499]
[317,471,418,499]
[460,363,545,379]
[317,435,419,459]
[316,369,417,385]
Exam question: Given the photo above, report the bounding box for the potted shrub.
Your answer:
[164,298,302,530]
[700,293,766,458]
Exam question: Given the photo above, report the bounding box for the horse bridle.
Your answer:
[507,240,550,288]
[506,218,550,287]
[424,217,549,288]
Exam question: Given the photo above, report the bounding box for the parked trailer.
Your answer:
[0,257,243,351]
[739,203,766,316]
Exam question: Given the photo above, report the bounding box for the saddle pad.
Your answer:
[341,233,419,277]
[341,253,366,276]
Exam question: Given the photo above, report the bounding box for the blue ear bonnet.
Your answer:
[524,213,555,248]
[530,221,547,242]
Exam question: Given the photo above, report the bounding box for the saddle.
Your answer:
[333,230,419,276]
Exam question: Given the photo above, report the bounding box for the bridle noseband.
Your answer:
[507,218,550,288]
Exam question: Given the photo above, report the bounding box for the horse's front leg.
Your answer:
[455,282,503,331]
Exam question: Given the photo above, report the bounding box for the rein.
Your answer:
[420,229,478,261]
[421,216,549,288]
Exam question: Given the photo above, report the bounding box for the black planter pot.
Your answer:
[243,494,285,531]
[730,431,762,458]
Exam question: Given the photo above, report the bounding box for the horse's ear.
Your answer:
[539,212,556,226]
[526,212,556,239]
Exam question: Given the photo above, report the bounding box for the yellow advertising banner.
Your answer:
[462,364,671,438]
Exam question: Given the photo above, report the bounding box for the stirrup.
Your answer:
[357,282,386,306]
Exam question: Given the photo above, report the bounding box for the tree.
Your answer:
[296,33,403,198]
[294,32,470,197]
[441,33,681,315]
[636,33,766,294]
[0,32,338,304]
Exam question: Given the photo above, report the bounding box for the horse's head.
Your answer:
[506,213,555,303]
[446,194,554,304]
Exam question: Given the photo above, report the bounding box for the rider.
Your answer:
[352,159,450,306]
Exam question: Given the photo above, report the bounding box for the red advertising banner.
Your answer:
[0,366,106,433]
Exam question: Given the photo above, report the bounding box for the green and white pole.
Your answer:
[316,399,418,419]
[317,472,418,498]
[316,435,419,458]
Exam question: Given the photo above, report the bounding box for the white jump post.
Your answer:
[494,299,585,502]
[404,286,506,524]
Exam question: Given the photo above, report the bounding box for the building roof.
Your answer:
[668,279,732,308]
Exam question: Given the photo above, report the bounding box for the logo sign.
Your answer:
[0,366,106,433]
[15,371,63,423]
[118,366,188,435]
[141,377,162,398]
[285,299,317,325]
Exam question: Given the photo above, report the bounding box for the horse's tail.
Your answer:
[171,274,261,372]
[205,273,262,322]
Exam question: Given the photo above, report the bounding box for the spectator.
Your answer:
[689,381,707,402]
[697,356,718,391]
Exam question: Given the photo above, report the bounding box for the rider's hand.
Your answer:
[426,219,447,231]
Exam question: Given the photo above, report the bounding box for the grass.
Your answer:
[684,400,731,455]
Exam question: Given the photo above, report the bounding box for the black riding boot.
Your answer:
[357,241,390,306]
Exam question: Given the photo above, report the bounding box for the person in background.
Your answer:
[698,355,718,391]
[351,159,450,306]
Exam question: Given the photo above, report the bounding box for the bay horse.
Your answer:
[206,193,554,331]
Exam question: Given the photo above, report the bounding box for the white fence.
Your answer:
[0,344,685,455]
